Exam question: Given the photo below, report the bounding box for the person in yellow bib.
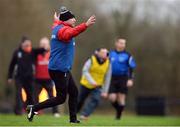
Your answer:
[77,48,111,120]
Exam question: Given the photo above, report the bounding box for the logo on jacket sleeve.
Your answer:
[111,57,115,62]
[51,35,56,39]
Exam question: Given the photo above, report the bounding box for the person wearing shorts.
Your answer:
[108,38,136,120]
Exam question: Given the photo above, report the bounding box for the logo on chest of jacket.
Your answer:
[17,52,22,58]
[118,56,127,62]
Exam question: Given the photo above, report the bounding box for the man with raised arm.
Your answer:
[26,7,96,123]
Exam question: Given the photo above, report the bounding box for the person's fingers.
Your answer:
[91,15,96,18]
[86,15,96,26]
[90,18,96,23]
[91,17,96,21]
[90,16,96,20]
[91,18,96,22]
[53,11,60,21]
[89,15,96,20]
[90,20,95,23]
[54,12,57,16]
[92,15,96,18]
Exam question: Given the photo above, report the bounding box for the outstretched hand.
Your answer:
[54,12,60,21]
[86,15,96,27]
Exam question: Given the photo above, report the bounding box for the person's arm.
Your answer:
[8,50,18,79]
[102,63,112,93]
[127,55,136,87]
[128,55,136,79]
[57,23,87,42]
[54,14,95,42]
[82,58,97,86]
[129,68,134,79]
[33,48,46,57]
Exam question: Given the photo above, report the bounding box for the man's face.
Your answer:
[115,39,126,51]
[39,37,50,50]
[64,18,76,27]
[21,40,32,53]
[97,48,108,60]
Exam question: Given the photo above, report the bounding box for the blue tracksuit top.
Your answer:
[48,25,75,72]
[109,50,136,76]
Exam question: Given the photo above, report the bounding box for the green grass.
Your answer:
[0,114,180,126]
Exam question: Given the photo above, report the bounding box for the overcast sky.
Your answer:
[93,0,179,23]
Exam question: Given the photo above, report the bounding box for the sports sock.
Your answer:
[111,101,119,111]
[116,104,125,119]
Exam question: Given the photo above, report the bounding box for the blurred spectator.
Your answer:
[34,37,60,117]
[108,38,136,120]
[77,48,111,120]
[7,36,45,115]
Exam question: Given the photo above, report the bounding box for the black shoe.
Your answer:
[26,105,37,122]
[70,119,80,124]
[115,117,121,120]
[115,111,121,120]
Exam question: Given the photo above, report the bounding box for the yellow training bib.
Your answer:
[80,55,109,89]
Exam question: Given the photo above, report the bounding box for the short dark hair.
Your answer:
[94,48,109,57]
[21,36,31,43]
[115,38,126,43]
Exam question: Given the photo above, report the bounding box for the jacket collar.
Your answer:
[58,20,72,27]
[114,49,126,54]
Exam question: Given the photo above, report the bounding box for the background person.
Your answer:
[34,37,60,117]
[108,38,136,120]
[7,36,45,115]
[77,48,111,120]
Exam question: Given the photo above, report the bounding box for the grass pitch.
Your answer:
[0,114,179,126]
